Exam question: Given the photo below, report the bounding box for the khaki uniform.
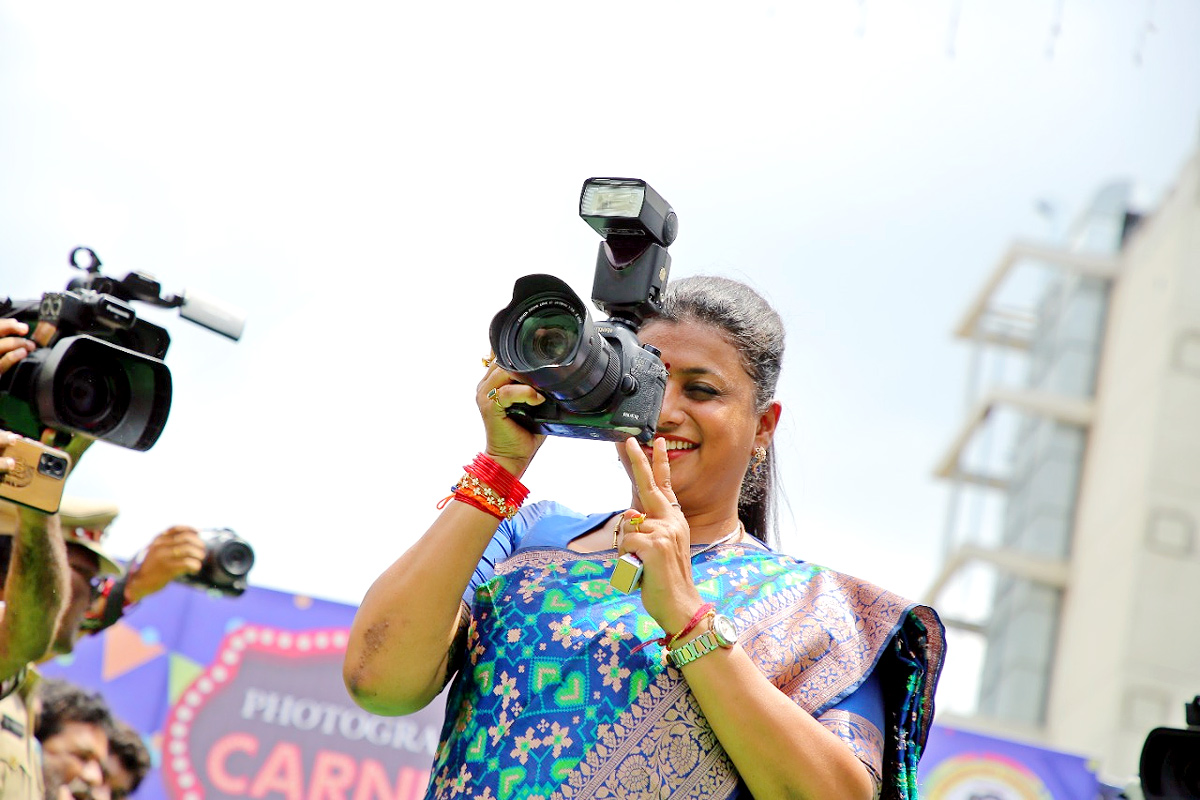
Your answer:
[0,670,43,800]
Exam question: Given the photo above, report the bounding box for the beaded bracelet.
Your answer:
[668,603,717,650]
[451,474,521,519]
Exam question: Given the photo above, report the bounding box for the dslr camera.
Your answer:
[176,528,255,597]
[489,178,677,444]
[0,247,244,453]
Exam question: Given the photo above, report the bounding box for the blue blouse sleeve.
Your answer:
[817,668,886,791]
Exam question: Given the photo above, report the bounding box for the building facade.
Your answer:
[929,145,1200,778]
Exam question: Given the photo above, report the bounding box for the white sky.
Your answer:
[2,0,1198,715]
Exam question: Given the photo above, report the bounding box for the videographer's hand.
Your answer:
[478,356,546,477]
[0,319,35,375]
[0,431,20,478]
[126,526,205,603]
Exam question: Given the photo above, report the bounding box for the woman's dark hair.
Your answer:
[650,276,785,545]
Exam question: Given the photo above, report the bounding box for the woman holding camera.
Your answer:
[345,276,944,800]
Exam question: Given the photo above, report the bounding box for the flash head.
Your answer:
[579,178,678,248]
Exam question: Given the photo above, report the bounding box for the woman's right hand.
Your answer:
[477,356,546,477]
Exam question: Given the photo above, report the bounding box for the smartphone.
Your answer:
[0,436,73,514]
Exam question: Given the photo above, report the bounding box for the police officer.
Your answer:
[0,496,72,798]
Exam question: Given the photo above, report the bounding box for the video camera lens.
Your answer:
[1142,727,1200,799]
[32,335,171,451]
[490,275,621,414]
[58,360,128,428]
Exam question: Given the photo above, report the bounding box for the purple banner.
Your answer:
[41,583,446,800]
[920,724,1101,799]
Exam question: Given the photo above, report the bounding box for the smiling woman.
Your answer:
[345,274,945,800]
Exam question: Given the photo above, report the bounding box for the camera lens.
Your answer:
[32,336,172,451]
[59,363,123,426]
[38,454,68,479]
[216,539,255,577]
[491,275,622,413]
[516,306,580,367]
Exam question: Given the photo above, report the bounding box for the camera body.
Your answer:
[176,528,255,597]
[0,247,244,456]
[489,179,676,444]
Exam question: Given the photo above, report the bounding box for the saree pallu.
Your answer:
[426,543,944,800]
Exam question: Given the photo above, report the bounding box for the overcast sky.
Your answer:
[2,1,1198,714]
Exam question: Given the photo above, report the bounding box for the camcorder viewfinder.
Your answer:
[1140,697,1200,800]
[0,247,244,458]
[489,178,676,444]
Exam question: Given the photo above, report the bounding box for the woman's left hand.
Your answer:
[617,437,705,634]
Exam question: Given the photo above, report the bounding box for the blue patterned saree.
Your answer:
[427,503,944,800]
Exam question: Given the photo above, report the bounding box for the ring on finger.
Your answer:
[482,352,495,368]
[669,502,681,509]
[629,513,646,533]
[486,387,505,412]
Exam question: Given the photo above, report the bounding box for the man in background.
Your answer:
[35,678,114,800]
[71,498,205,635]
[105,720,151,800]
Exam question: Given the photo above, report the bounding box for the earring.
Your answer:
[750,446,767,476]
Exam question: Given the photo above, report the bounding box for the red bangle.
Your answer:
[435,454,531,521]
[466,454,529,506]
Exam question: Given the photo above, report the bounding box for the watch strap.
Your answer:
[669,629,723,668]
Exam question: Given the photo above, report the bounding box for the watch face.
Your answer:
[713,615,738,645]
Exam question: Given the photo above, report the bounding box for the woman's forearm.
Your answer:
[682,646,876,800]
[343,501,500,715]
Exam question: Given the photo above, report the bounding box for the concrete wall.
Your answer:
[1047,149,1200,777]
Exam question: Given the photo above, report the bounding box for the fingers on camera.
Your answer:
[0,342,32,374]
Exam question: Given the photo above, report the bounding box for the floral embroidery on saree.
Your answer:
[426,545,942,800]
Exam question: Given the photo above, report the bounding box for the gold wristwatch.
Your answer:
[668,614,739,668]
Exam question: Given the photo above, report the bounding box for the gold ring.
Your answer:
[482,353,495,368]
[629,513,646,533]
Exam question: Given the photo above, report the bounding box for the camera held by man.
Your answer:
[76,502,256,635]
[0,246,245,480]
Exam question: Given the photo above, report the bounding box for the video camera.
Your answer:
[0,247,244,452]
[1140,696,1200,799]
[489,178,676,444]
